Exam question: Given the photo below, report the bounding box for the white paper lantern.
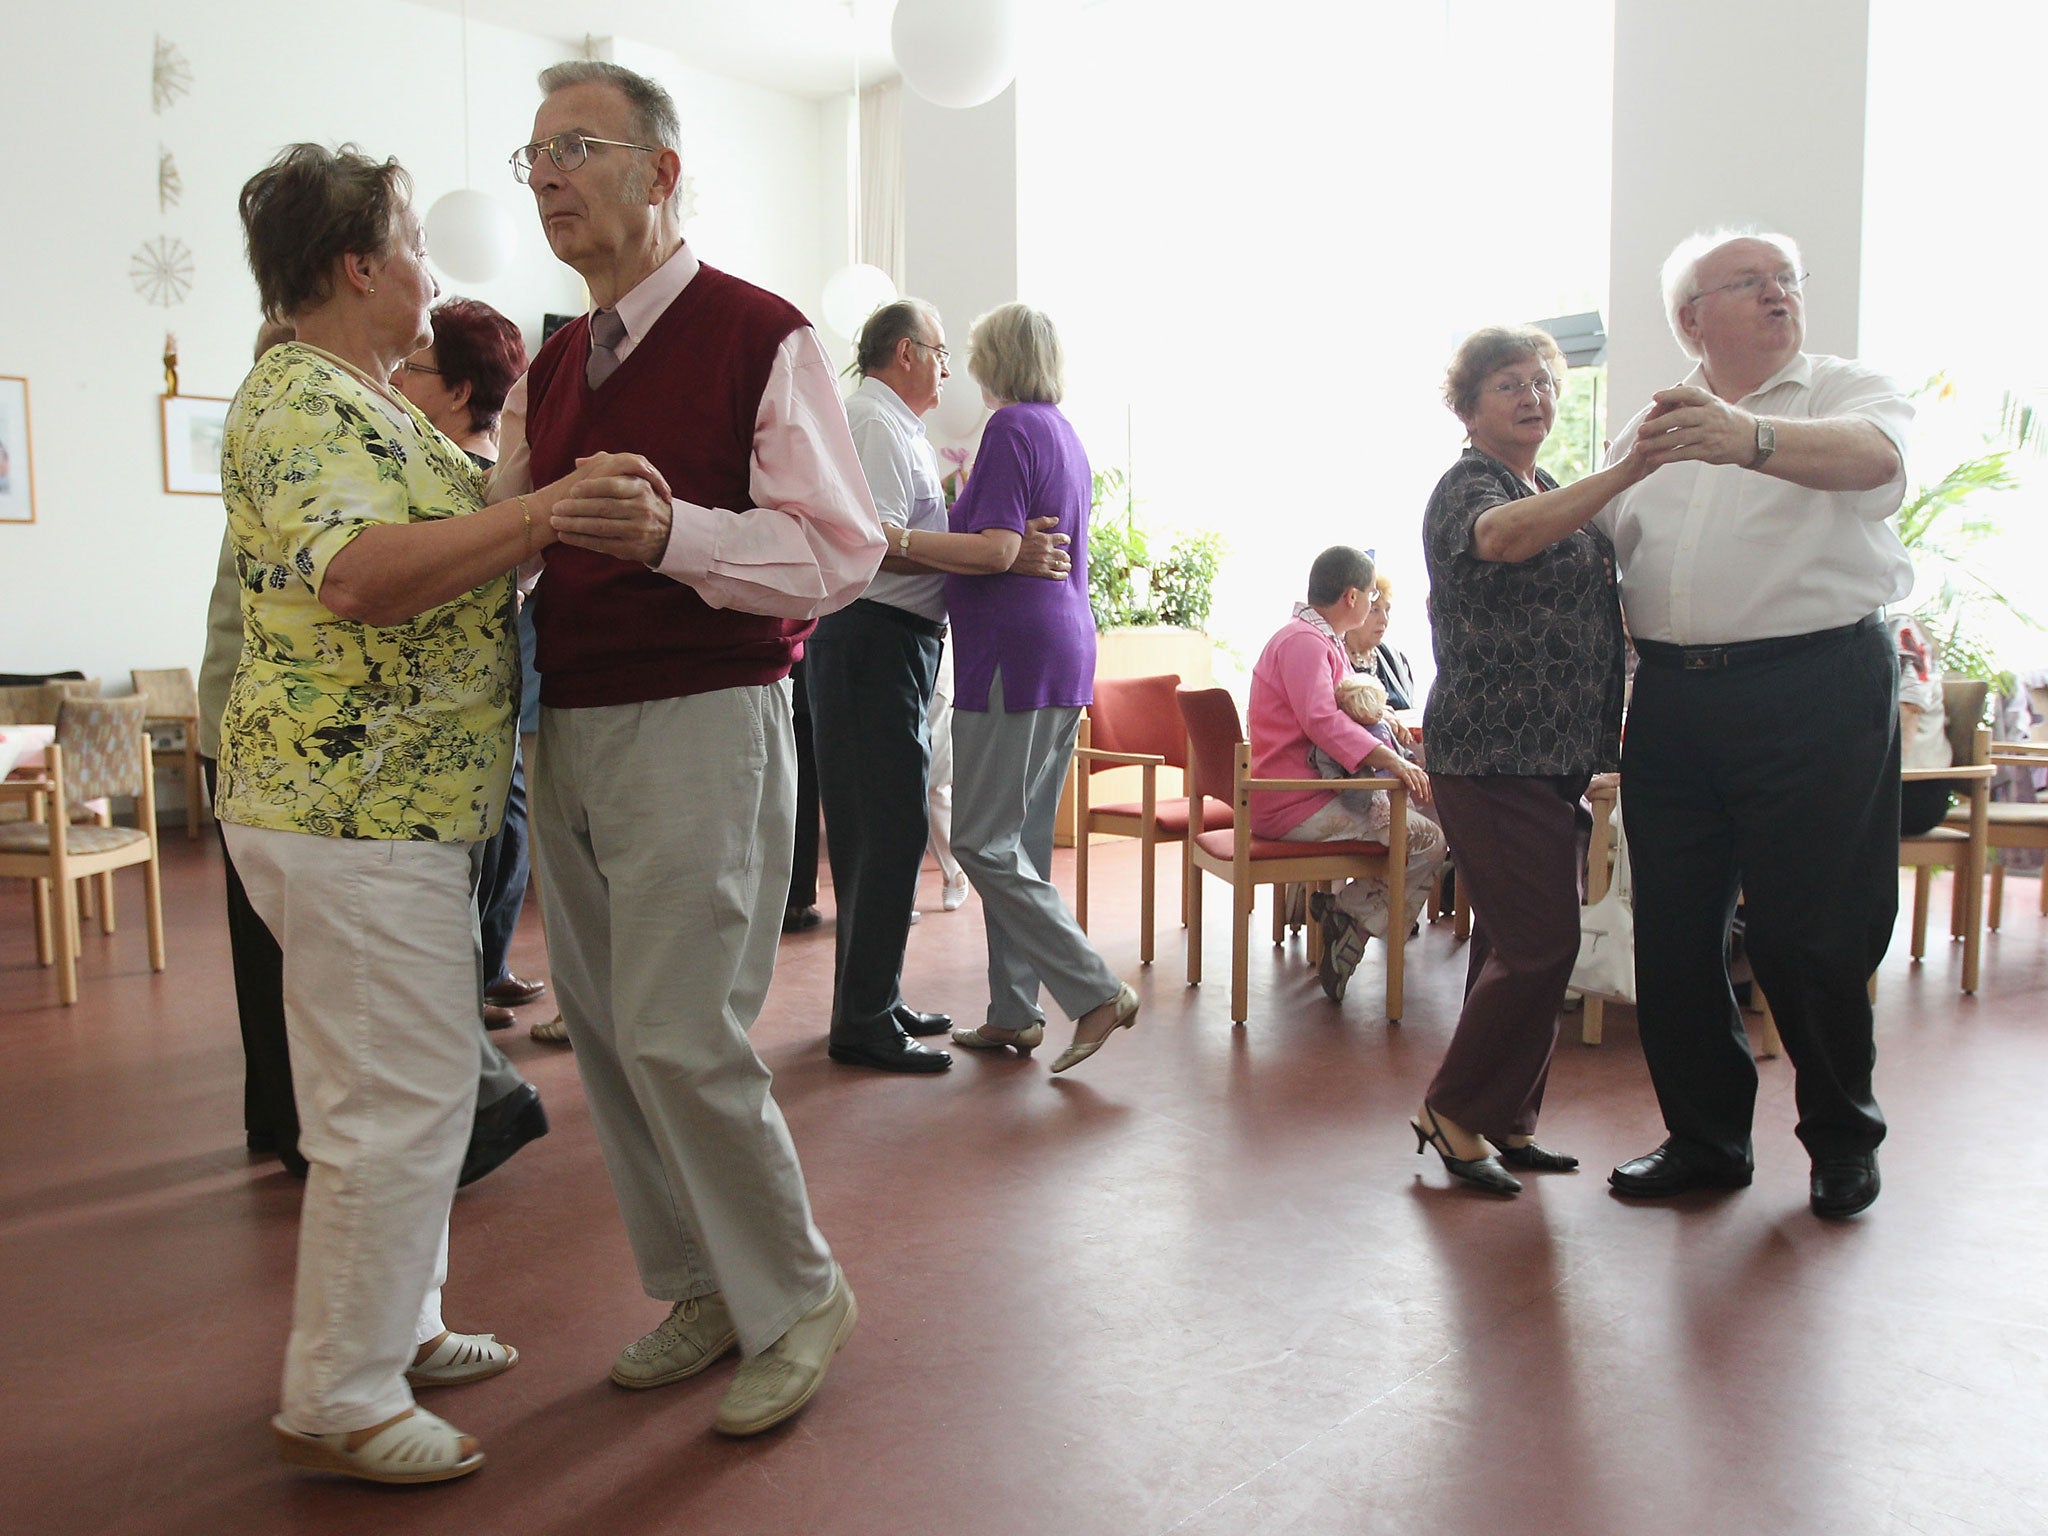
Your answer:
[929,376,989,442]
[891,0,1020,111]
[425,189,516,283]
[821,262,899,340]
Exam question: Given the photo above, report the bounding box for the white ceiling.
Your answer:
[404,0,903,99]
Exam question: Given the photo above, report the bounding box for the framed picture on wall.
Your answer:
[162,394,231,497]
[0,375,33,524]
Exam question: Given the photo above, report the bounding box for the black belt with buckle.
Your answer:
[1634,614,1881,673]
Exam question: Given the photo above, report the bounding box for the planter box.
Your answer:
[1055,625,1216,846]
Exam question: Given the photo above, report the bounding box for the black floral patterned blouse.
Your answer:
[1421,447,1625,777]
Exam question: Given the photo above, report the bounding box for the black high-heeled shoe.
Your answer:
[1410,1108,1522,1196]
[1494,1140,1580,1172]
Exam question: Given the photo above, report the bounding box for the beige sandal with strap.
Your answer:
[406,1330,518,1387]
[272,1407,484,1485]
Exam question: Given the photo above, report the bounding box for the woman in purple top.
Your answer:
[886,304,1137,1072]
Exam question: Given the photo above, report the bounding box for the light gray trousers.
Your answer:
[531,684,835,1355]
[950,671,1123,1030]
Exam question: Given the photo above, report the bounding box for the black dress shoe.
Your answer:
[783,905,823,934]
[460,1083,549,1187]
[1609,1138,1754,1198]
[1810,1154,1880,1219]
[827,1027,952,1074]
[892,1005,953,1037]
[1496,1139,1580,1171]
[484,973,547,1008]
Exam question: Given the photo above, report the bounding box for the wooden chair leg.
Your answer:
[1755,986,1781,1059]
[32,876,54,966]
[1186,865,1204,986]
[98,869,117,934]
[185,743,203,840]
[1385,902,1404,1026]
[1074,825,1090,934]
[1139,829,1157,966]
[1581,996,1604,1046]
[1910,867,1931,960]
[1948,857,1965,939]
[145,860,167,972]
[56,876,81,1005]
[1231,883,1252,1025]
[1453,878,1471,940]
[1271,886,1285,945]
[1988,860,2005,931]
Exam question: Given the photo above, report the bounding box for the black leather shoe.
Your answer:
[783,905,823,934]
[892,1005,953,1037]
[460,1083,549,1187]
[1609,1139,1753,1197]
[1496,1140,1580,1171]
[828,1027,952,1073]
[484,973,547,1007]
[1810,1154,1880,1219]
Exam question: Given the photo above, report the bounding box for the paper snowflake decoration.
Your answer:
[153,36,192,114]
[158,147,182,212]
[131,236,194,308]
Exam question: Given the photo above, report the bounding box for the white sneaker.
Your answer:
[941,874,970,911]
[714,1266,857,1436]
[610,1293,739,1389]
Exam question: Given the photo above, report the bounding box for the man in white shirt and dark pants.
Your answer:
[1598,228,1913,1220]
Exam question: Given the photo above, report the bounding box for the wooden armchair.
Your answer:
[0,697,166,1004]
[1177,686,1408,1024]
[132,667,205,839]
[1959,738,2048,930]
[1074,673,1230,965]
[1903,679,1993,991]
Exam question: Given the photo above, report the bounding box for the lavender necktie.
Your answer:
[586,307,627,390]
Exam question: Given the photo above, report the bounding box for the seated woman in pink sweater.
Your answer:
[1248,545,1444,1002]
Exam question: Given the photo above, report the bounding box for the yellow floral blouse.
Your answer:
[215,343,516,842]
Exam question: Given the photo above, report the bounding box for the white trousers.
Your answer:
[925,640,963,886]
[223,823,478,1435]
[531,686,835,1355]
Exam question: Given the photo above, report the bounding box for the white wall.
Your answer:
[1607,0,1869,430]
[0,1,835,687]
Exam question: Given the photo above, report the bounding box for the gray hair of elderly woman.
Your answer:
[854,299,942,378]
[1659,227,1803,359]
[239,144,410,323]
[1307,545,1375,607]
[969,302,1065,405]
[537,60,683,205]
[1442,325,1568,424]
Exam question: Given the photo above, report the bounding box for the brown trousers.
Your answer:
[1424,773,1592,1139]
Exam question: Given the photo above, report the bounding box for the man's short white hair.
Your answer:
[1660,227,1803,359]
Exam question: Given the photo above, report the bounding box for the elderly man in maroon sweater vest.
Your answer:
[494,61,884,1437]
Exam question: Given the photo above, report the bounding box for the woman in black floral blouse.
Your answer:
[1410,325,1649,1196]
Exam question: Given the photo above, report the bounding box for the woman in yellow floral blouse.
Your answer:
[220,142,658,1487]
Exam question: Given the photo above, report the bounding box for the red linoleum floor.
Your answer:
[3,837,2045,1536]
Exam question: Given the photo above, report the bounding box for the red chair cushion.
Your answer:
[1089,797,1234,837]
[1193,829,1390,862]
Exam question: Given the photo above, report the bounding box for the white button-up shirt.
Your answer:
[1597,353,1914,645]
[844,374,949,623]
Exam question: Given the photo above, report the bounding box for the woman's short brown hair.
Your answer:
[1442,325,1567,423]
[968,303,1065,406]
[239,143,411,322]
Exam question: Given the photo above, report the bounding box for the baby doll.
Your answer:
[1307,672,1396,817]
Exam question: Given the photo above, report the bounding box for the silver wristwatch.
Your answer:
[1748,417,1776,470]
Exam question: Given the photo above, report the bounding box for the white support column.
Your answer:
[1607,0,1871,425]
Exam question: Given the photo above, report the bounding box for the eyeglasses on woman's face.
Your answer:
[1488,374,1559,400]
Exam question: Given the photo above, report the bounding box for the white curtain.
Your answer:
[859,80,905,289]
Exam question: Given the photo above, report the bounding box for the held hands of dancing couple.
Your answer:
[547,450,676,564]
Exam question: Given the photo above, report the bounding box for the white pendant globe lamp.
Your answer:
[891,0,1020,110]
[425,0,515,283]
[822,2,897,340]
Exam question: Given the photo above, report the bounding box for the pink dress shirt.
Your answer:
[493,243,882,621]
[1248,613,1381,838]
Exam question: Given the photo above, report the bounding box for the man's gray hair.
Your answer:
[854,298,941,378]
[538,60,682,203]
[1660,226,1803,358]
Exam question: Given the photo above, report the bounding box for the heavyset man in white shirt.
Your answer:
[1596,229,1913,1221]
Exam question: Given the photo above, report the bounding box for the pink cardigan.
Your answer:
[1247,616,1380,837]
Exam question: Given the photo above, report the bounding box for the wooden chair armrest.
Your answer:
[1904,765,1996,781]
[1245,774,1402,793]
[1988,740,2048,757]
[1073,748,1167,769]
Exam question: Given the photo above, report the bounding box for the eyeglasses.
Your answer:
[1692,270,1809,303]
[509,131,662,184]
[909,339,950,365]
[396,360,442,377]
[1489,375,1559,400]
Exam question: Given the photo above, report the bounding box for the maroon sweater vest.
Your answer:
[526,263,815,708]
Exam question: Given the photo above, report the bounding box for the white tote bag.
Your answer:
[1571,797,1636,1004]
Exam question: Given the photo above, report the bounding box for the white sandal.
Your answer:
[272,1407,484,1484]
[406,1331,518,1387]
